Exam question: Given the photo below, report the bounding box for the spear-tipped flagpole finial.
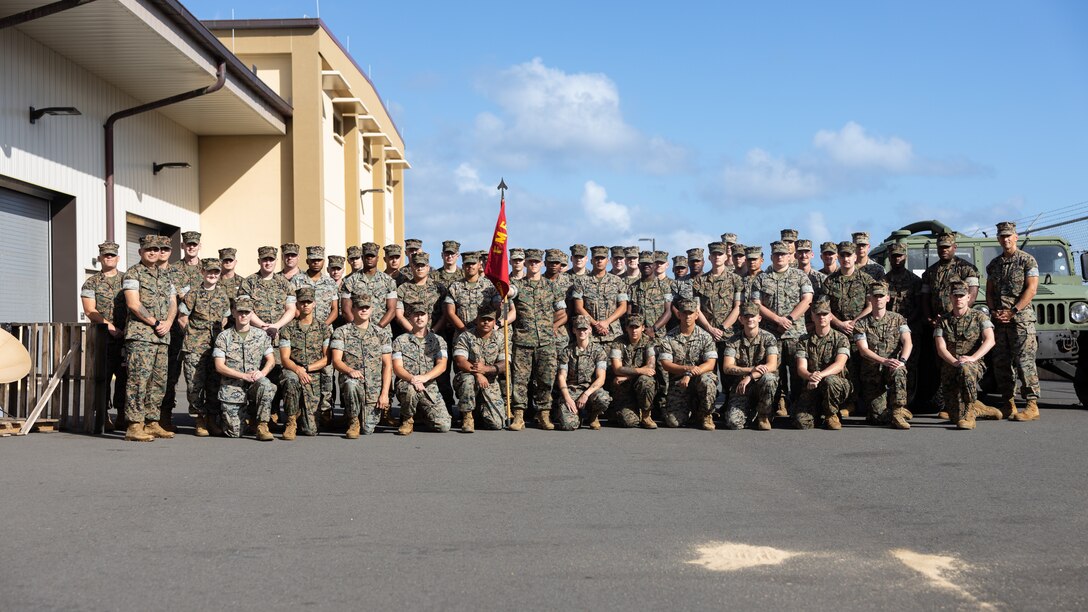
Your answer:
[497,178,508,198]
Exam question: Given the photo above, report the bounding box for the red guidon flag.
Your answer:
[484,196,510,299]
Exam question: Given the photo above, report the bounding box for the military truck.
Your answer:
[870,220,1088,406]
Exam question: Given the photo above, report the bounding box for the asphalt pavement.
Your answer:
[2,381,1086,611]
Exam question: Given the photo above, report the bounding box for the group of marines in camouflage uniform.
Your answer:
[79,219,1042,441]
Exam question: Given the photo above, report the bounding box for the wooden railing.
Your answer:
[0,322,110,433]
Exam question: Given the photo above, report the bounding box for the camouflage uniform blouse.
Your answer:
[884,268,923,322]
[985,250,1039,323]
[340,270,398,322]
[445,277,500,327]
[854,312,910,359]
[218,274,242,300]
[213,327,274,400]
[510,277,565,347]
[432,267,464,292]
[397,278,446,322]
[823,269,876,322]
[692,271,742,329]
[722,329,780,367]
[179,284,231,353]
[558,343,608,390]
[609,335,656,369]
[572,273,630,342]
[656,327,718,382]
[921,257,979,316]
[166,261,201,297]
[393,332,448,394]
[279,319,331,367]
[291,272,340,323]
[859,261,886,281]
[239,273,297,325]
[796,329,852,372]
[81,270,127,328]
[628,277,674,328]
[330,323,392,390]
[753,268,813,339]
[452,329,504,369]
[122,263,176,345]
[805,269,828,299]
[934,310,993,355]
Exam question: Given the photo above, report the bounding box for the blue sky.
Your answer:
[187,0,1088,257]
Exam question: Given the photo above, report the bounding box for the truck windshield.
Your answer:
[907,247,974,276]
[981,245,1071,276]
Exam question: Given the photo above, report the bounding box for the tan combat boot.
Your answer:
[282,414,298,440]
[775,397,789,418]
[588,415,602,430]
[956,415,976,430]
[144,421,175,439]
[508,410,525,431]
[461,412,475,433]
[345,416,361,439]
[755,415,772,431]
[639,409,657,429]
[397,416,414,436]
[537,410,555,431]
[379,409,399,428]
[937,411,951,422]
[1012,399,1040,421]
[270,413,280,425]
[999,398,1018,420]
[825,414,842,430]
[124,422,154,442]
[970,400,1003,420]
[891,408,911,430]
[255,421,274,441]
[901,408,914,420]
[193,416,210,437]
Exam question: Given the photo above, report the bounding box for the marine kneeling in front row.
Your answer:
[555,315,611,430]
[657,298,719,430]
[608,309,658,429]
[330,293,393,438]
[720,302,780,431]
[213,296,278,441]
[793,298,853,430]
[452,303,507,433]
[934,280,1002,430]
[392,301,451,435]
[853,281,913,430]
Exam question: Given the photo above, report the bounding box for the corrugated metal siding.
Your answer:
[0,27,199,316]
[0,188,51,322]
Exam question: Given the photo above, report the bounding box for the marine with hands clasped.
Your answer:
[657,298,719,430]
[392,302,451,435]
[572,246,629,346]
[853,281,912,429]
[452,303,507,433]
[793,298,853,430]
[213,296,278,441]
[159,231,201,431]
[509,249,568,430]
[720,302,780,431]
[330,293,393,438]
[80,241,128,429]
[934,281,1000,429]
[339,242,397,329]
[292,246,340,419]
[752,240,813,415]
[278,287,331,439]
[554,315,612,430]
[609,309,658,428]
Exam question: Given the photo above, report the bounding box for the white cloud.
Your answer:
[723,149,825,202]
[813,121,914,172]
[805,211,833,244]
[581,181,632,232]
[453,162,492,195]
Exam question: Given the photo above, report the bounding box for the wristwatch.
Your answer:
[1011,306,1019,315]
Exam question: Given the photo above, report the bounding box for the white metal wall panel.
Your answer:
[0,188,51,322]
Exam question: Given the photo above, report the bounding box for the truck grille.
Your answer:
[1036,303,1065,325]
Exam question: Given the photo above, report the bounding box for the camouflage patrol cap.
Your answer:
[745,246,763,259]
[258,245,278,259]
[590,245,610,258]
[820,241,838,254]
[138,234,158,248]
[233,296,255,312]
[156,235,174,248]
[98,241,120,255]
[675,298,698,313]
[625,305,644,324]
[509,248,526,261]
[200,257,222,271]
[327,255,345,269]
[611,246,626,258]
[384,244,403,257]
[887,242,907,256]
[672,255,689,268]
[362,242,380,256]
[572,315,592,330]
[653,251,669,263]
[306,246,325,260]
[524,249,544,262]
[638,251,654,264]
[837,241,856,255]
[182,231,201,244]
[739,302,760,317]
[687,247,704,260]
[851,232,870,245]
[949,280,969,296]
[295,287,315,302]
[346,245,363,259]
[732,243,747,257]
[721,233,738,245]
[281,243,300,256]
[708,242,728,254]
[771,241,790,255]
[351,292,373,307]
[404,301,429,315]
[936,232,956,247]
[218,247,237,261]
[442,240,461,254]
[570,244,588,257]
[410,252,430,265]
[624,246,639,258]
[780,229,799,242]
[545,249,564,264]
[996,221,1017,236]
[795,239,813,252]
[461,251,481,264]
[476,303,499,320]
[868,281,889,297]
[811,298,832,315]
[404,238,423,250]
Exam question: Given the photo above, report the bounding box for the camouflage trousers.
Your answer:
[511,343,557,414]
[724,372,779,430]
[454,372,507,430]
[993,321,1040,401]
[219,377,276,438]
[609,375,655,427]
[161,322,184,411]
[939,361,985,422]
[319,364,334,413]
[662,373,718,428]
[280,370,321,435]
[339,375,383,435]
[181,349,218,416]
[858,363,907,425]
[793,374,853,429]
[554,386,612,431]
[124,340,167,423]
[396,381,451,432]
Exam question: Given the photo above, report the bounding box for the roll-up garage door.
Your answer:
[0,188,51,322]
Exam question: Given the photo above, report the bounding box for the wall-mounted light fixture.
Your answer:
[29,106,81,124]
[153,162,191,175]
